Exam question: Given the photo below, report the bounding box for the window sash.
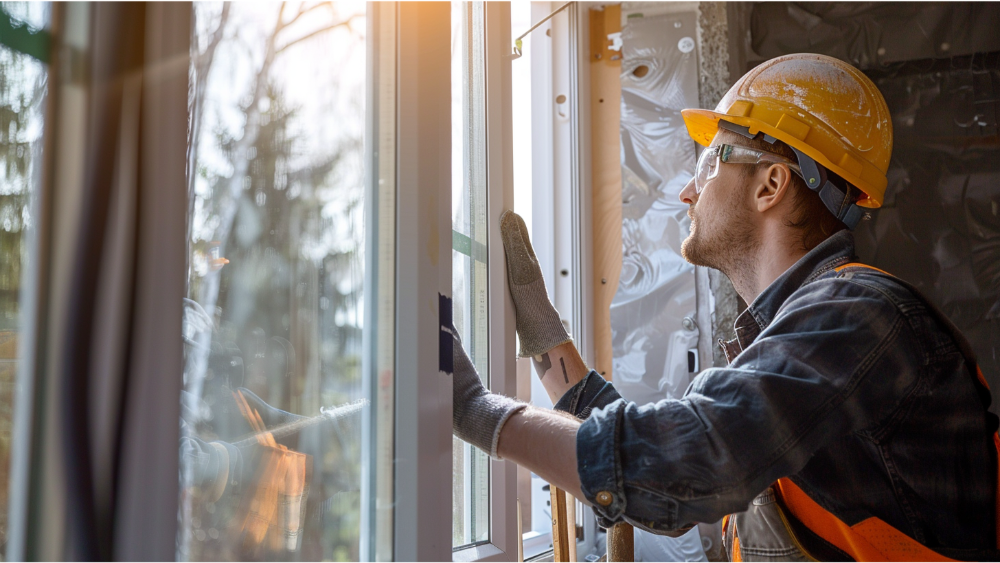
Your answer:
[452,1,519,561]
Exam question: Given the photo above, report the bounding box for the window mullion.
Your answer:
[394,2,454,561]
[484,0,518,560]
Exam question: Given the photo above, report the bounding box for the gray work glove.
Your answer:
[449,324,526,459]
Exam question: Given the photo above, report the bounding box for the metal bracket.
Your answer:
[590,4,622,65]
[788,146,865,229]
[718,119,755,139]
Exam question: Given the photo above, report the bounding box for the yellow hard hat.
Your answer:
[682,53,892,209]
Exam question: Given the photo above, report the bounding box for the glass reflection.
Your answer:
[180,3,369,561]
[0,1,49,557]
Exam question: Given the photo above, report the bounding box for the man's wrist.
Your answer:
[453,390,527,459]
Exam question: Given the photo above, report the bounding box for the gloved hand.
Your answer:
[232,387,366,493]
[180,434,246,502]
[500,210,572,358]
[449,324,526,458]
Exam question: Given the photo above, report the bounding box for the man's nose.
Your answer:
[679,177,697,205]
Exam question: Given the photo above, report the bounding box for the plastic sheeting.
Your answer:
[854,53,1000,410]
[613,11,701,405]
[746,2,1000,406]
[615,15,710,559]
[749,3,1000,70]
[634,525,707,563]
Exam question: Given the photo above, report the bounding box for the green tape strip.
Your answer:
[452,229,488,264]
[0,8,50,63]
[453,230,472,257]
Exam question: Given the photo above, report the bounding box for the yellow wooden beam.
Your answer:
[550,486,571,562]
[590,5,634,561]
[589,3,623,384]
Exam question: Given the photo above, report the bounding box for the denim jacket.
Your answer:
[555,230,998,555]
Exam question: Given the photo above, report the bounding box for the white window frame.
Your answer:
[393,3,522,561]
[452,2,520,562]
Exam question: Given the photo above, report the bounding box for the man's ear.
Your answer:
[753,164,793,213]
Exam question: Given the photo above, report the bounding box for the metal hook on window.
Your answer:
[509,1,573,60]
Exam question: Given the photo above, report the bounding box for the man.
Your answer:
[451,53,999,560]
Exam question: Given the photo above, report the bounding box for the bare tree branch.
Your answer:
[276,14,362,54]
[196,3,231,68]
[282,1,334,29]
[277,1,287,30]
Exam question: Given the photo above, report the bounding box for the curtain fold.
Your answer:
[11,3,191,560]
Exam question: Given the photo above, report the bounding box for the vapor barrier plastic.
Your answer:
[854,53,1000,411]
[635,525,707,563]
[613,12,700,406]
[750,3,1000,70]
[614,15,710,559]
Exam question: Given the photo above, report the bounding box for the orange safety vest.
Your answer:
[725,263,1000,562]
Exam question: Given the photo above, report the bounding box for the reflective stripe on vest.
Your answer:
[832,263,1000,555]
[726,262,999,561]
[722,513,743,562]
[774,478,957,561]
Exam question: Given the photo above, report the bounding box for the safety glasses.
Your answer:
[694,144,803,194]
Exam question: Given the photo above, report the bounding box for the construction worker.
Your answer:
[450,53,999,560]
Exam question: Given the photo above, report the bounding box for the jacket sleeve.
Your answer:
[553,370,623,419]
[574,277,915,534]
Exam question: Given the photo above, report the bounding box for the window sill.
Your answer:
[453,541,507,562]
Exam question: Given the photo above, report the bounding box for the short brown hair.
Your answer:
[727,131,860,251]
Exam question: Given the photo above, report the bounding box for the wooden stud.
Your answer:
[550,486,571,562]
[608,522,635,562]
[589,5,635,561]
[589,4,623,384]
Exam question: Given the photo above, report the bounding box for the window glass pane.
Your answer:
[180,3,378,561]
[451,0,490,549]
[0,2,48,557]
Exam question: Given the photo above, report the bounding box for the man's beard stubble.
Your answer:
[680,196,759,282]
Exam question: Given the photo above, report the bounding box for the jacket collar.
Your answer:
[731,230,857,352]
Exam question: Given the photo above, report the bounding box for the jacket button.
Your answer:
[596,491,614,506]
